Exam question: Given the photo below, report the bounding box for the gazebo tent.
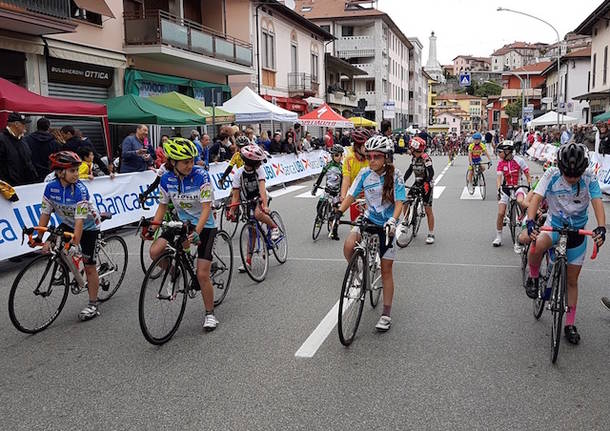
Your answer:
[0,77,111,156]
[349,116,377,128]
[149,92,235,125]
[222,86,298,123]
[104,95,207,126]
[298,103,354,128]
[528,111,579,127]
[593,111,610,123]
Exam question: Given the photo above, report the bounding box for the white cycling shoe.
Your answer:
[203,314,218,332]
[375,315,391,332]
[492,237,502,247]
[78,304,99,321]
[271,227,281,241]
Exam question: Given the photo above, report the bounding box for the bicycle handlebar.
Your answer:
[530,225,598,260]
[21,226,74,248]
[335,219,392,246]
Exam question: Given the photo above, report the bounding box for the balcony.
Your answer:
[356,91,377,108]
[288,73,319,97]
[336,36,376,58]
[124,10,253,75]
[351,63,374,79]
[0,0,76,35]
[328,88,357,107]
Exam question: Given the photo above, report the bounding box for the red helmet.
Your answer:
[49,151,82,170]
[410,136,426,152]
[351,127,373,146]
[240,144,266,163]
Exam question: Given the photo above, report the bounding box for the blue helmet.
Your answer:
[472,132,482,140]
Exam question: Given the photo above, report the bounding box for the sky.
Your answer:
[377,0,601,64]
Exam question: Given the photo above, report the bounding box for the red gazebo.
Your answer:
[298,103,354,128]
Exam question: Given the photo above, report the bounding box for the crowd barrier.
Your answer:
[0,150,330,261]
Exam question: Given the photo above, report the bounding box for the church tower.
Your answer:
[424,31,445,83]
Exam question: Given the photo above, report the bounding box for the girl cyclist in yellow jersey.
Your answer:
[219,135,250,186]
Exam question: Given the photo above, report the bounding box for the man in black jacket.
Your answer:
[0,112,37,186]
[23,117,60,182]
[61,125,110,175]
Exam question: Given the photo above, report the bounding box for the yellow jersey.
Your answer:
[78,161,92,179]
[229,152,244,169]
[468,142,487,159]
[342,146,368,184]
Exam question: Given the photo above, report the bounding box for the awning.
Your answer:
[349,116,377,128]
[573,90,610,101]
[45,39,126,69]
[104,94,207,126]
[124,69,231,96]
[149,91,235,125]
[298,103,354,128]
[73,0,115,18]
[593,111,610,122]
[0,34,44,55]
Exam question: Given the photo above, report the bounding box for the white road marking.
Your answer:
[460,186,484,200]
[434,163,451,186]
[295,301,341,358]
[296,189,323,198]
[268,185,306,198]
[433,186,446,199]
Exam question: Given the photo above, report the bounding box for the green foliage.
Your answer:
[504,96,523,120]
[474,81,502,97]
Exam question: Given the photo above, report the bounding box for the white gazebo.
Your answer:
[528,111,579,128]
[222,87,298,123]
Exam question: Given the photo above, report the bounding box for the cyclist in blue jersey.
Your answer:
[334,135,406,332]
[147,138,219,331]
[36,151,102,321]
[526,143,606,344]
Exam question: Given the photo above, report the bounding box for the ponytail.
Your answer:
[382,161,395,204]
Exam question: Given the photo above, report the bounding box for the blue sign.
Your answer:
[459,72,471,87]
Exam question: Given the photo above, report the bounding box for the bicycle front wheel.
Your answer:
[312,214,323,241]
[413,200,424,237]
[550,260,567,364]
[8,254,70,334]
[220,204,240,238]
[478,172,486,200]
[239,222,268,282]
[368,254,382,308]
[338,250,367,346]
[138,252,188,345]
[270,211,288,263]
[212,230,234,306]
[532,251,549,320]
[140,237,151,274]
[97,235,128,302]
[466,170,475,195]
[509,202,518,245]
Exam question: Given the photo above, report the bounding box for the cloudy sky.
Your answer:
[377,0,600,64]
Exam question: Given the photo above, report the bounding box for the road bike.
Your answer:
[312,187,339,241]
[531,225,597,364]
[219,195,241,239]
[227,198,287,283]
[520,242,550,320]
[8,215,128,334]
[501,185,530,246]
[137,218,234,345]
[335,218,389,346]
[466,161,491,199]
[399,184,426,247]
[138,195,179,274]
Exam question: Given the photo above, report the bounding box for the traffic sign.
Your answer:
[523,106,534,114]
[458,72,471,87]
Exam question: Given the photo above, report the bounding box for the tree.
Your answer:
[474,81,502,97]
[504,96,523,122]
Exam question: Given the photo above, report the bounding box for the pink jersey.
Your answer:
[497,156,529,186]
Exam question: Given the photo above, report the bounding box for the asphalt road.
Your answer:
[1,154,610,431]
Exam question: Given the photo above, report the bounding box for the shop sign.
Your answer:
[47,58,113,87]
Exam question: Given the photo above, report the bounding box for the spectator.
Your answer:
[77,146,95,180]
[583,125,597,151]
[326,128,334,146]
[484,130,493,145]
[0,112,37,186]
[23,117,60,182]
[340,130,350,147]
[259,131,271,152]
[246,127,256,144]
[293,123,302,144]
[560,125,572,146]
[49,128,65,145]
[596,121,610,155]
[268,131,282,154]
[190,129,206,166]
[513,128,523,154]
[155,135,169,168]
[200,134,211,168]
[381,119,392,137]
[209,125,233,162]
[120,124,152,173]
[302,131,312,152]
[61,125,110,175]
[281,133,295,154]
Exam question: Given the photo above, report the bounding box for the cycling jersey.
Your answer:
[534,167,602,229]
[232,166,266,201]
[314,161,342,193]
[41,178,100,231]
[159,166,215,228]
[348,167,406,226]
[497,156,529,186]
[468,142,487,162]
[343,146,368,184]
[229,152,244,169]
[404,153,434,184]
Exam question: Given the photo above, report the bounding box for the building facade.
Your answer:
[407,37,428,128]
[491,42,546,72]
[432,94,487,133]
[452,55,491,75]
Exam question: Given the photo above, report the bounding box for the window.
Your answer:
[593,53,597,88]
[342,26,354,37]
[262,30,275,69]
[311,53,319,82]
[588,71,591,92]
[320,25,330,33]
[604,46,608,85]
[70,2,102,25]
[366,80,375,92]
[291,44,298,73]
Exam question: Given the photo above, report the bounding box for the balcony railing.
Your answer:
[336,36,376,58]
[0,0,71,20]
[288,72,319,96]
[124,10,252,67]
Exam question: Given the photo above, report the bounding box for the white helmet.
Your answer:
[364,135,393,154]
[395,222,410,248]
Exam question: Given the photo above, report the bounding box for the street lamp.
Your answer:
[497,7,562,129]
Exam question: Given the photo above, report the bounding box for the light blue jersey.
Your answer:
[348,167,406,226]
[41,179,100,231]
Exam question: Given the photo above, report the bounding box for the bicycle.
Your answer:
[137,218,234,345]
[138,195,179,274]
[335,218,390,346]
[501,185,530,246]
[227,197,287,282]
[8,215,128,334]
[219,195,241,239]
[530,225,597,364]
[399,184,426,248]
[466,161,491,199]
[520,242,551,320]
[312,187,339,241]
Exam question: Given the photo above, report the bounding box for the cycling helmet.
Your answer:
[410,136,426,152]
[330,144,344,156]
[351,127,373,145]
[235,135,251,148]
[472,132,482,140]
[557,142,588,177]
[364,134,393,155]
[241,144,266,164]
[49,151,82,170]
[498,140,514,151]
[163,138,198,161]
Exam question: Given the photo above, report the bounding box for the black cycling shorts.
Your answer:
[408,186,433,207]
[59,223,99,265]
[159,227,217,261]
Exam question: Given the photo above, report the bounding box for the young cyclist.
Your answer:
[467,132,492,186]
[334,135,406,332]
[147,138,219,331]
[493,140,532,248]
[311,144,343,240]
[219,135,250,186]
[398,136,436,245]
[526,143,606,344]
[36,151,102,321]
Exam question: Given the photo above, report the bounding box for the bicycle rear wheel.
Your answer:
[509,202,518,245]
[270,211,288,263]
[368,251,382,308]
[212,230,233,306]
[239,222,268,282]
[550,261,567,364]
[97,235,128,302]
[8,255,70,334]
[220,204,240,238]
[138,252,187,345]
[413,200,424,237]
[338,249,366,346]
[532,251,549,320]
[466,171,475,195]
[478,172,486,200]
[140,238,152,274]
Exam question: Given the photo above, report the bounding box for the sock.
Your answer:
[383,305,391,317]
[88,300,97,307]
[496,230,503,238]
[205,309,214,316]
[529,264,540,278]
[566,305,576,326]
[428,231,434,236]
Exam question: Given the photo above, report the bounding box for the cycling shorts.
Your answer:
[468,158,482,170]
[540,231,587,266]
[351,220,396,261]
[160,227,217,261]
[408,186,433,207]
[59,223,99,265]
[499,187,528,205]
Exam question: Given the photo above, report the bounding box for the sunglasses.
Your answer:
[366,154,385,161]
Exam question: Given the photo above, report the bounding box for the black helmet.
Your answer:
[557,143,588,177]
[330,144,344,156]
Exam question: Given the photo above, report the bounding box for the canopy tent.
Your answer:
[349,116,377,128]
[104,95,207,126]
[0,77,111,156]
[593,111,610,123]
[148,92,234,125]
[222,86,298,123]
[528,111,579,127]
[298,103,354,128]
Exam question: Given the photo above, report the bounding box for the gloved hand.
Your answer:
[384,217,397,237]
[311,187,317,196]
[593,226,606,248]
[527,219,537,237]
[190,231,201,245]
[67,243,82,258]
